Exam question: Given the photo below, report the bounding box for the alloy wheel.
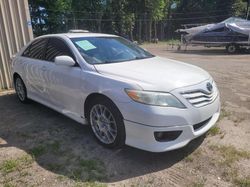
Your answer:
[90,104,118,144]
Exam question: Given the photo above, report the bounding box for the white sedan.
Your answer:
[12,33,220,152]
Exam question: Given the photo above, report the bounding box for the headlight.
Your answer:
[125,89,186,108]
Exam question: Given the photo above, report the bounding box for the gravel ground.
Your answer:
[0,44,249,187]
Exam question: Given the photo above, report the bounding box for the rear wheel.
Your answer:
[14,76,29,103]
[226,44,238,54]
[87,97,125,149]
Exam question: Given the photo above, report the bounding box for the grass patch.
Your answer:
[74,181,107,187]
[209,145,250,167]
[208,126,221,136]
[19,155,33,166]
[209,145,250,184]
[56,175,68,182]
[190,182,205,187]
[71,168,82,181]
[70,159,106,181]
[15,132,33,139]
[29,140,61,157]
[50,141,60,152]
[20,171,30,177]
[30,145,46,157]
[0,159,18,173]
[233,177,250,187]
[222,168,238,182]
[0,155,33,174]
[47,163,62,171]
[79,159,101,171]
[184,149,202,163]
[189,178,206,187]
[184,155,194,163]
[219,107,231,121]
[3,184,15,187]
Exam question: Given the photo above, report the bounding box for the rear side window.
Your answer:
[45,38,74,62]
[22,46,31,57]
[22,38,48,59]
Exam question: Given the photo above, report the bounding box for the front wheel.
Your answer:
[87,97,125,149]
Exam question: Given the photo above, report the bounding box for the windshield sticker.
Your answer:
[75,40,97,51]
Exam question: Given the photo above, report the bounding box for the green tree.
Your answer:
[29,0,249,41]
[70,0,104,31]
[29,0,71,36]
[232,0,248,17]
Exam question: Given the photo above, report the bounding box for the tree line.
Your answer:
[29,0,249,42]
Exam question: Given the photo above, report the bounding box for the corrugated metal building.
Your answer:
[0,0,33,90]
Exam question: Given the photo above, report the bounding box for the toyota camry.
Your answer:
[12,32,220,152]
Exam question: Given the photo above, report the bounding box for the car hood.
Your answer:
[94,57,210,92]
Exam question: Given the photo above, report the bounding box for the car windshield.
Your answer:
[71,36,154,64]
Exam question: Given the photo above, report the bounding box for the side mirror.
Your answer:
[54,56,75,67]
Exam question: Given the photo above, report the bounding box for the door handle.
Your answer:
[42,66,47,71]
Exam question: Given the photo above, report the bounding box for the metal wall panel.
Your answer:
[0,0,33,90]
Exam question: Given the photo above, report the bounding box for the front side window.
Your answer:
[45,38,74,62]
[71,37,154,64]
[22,38,48,59]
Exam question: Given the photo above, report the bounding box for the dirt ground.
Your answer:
[0,44,250,187]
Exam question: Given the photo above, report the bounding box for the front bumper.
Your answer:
[116,80,220,152]
[124,109,219,152]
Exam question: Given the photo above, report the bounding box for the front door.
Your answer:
[43,37,83,120]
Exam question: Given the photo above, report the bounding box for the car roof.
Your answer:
[36,33,118,39]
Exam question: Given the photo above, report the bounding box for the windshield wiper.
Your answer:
[134,55,154,60]
[95,56,155,65]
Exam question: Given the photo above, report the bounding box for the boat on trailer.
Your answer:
[177,17,250,53]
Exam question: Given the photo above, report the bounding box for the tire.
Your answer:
[14,76,29,103]
[87,96,125,149]
[226,44,238,54]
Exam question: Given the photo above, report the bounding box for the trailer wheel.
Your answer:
[226,44,238,54]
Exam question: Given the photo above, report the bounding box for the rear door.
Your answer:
[22,38,49,102]
[43,37,83,119]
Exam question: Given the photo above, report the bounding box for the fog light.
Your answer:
[154,131,182,142]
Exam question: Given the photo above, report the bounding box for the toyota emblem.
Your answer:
[206,82,213,92]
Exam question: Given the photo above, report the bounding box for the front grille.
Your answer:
[181,88,218,107]
[193,117,212,131]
